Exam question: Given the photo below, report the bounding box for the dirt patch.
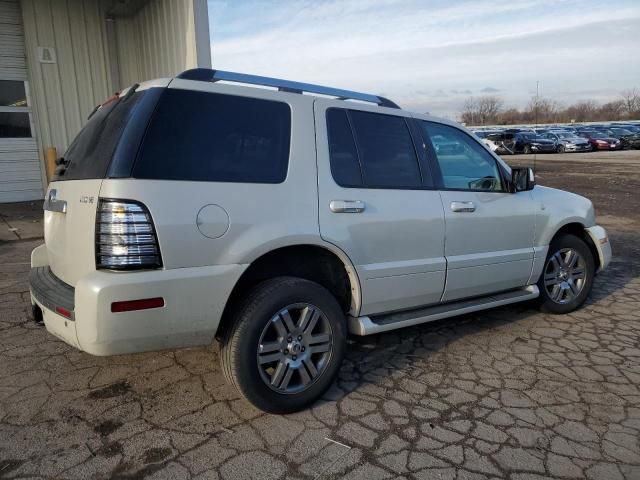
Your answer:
[98,441,124,458]
[88,381,131,399]
[0,459,24,477]
[142,447,172,464]
[109,462,165,480]
[94,419,123,436]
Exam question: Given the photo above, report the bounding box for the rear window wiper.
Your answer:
[87,83,139,120]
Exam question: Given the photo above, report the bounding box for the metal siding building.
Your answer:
[0,0,211,203]
[0,0,40,202]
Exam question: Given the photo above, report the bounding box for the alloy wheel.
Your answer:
[257,303,333,394]
[543,248,587,304]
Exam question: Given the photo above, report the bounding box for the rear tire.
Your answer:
[220,277,346,413]
[536,234,595,314]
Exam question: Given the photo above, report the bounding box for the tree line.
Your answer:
[460,88,640,126]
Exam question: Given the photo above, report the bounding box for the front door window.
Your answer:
[421,121,503,192]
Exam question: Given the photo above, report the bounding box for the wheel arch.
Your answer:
[548,222,600,270]
[215,243,362,340]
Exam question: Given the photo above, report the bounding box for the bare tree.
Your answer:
[460,97,478,125]
[476,96,503,125]
[460,96,503,125]
[497,108,521,125]
[565,101,599,122]
[597,100,625,121]
[526,96,560,123]
[459,89,637,125]
[620,88,640,119]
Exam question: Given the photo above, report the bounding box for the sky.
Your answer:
[208,0,640,119]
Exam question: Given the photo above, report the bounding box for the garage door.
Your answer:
[0,0,43,203]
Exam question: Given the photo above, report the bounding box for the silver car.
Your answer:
[30,69,611,412]
[543,131,592,153]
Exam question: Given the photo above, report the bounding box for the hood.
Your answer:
[565,137,589,143]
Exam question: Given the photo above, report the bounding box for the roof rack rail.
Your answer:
[176,68,400,109]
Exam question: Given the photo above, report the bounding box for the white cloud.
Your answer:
[209,0,640,118]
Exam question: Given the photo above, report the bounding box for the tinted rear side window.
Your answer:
[60,91,145,180]
[134,89,291,183]
[349,110,421,188]
[326,109,362,187]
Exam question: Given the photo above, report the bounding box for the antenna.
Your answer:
[533,80,539,175]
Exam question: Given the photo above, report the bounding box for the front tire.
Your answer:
[536,234,595,314]
[220,277,346,413]
[556,144,565,153]
[523,145,532,154]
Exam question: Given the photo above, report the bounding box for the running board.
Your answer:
[348,285,539,335]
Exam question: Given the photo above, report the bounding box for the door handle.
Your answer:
[450,201,476,213]
[330,200,365,213]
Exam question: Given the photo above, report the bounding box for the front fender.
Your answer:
[532,186,596,247]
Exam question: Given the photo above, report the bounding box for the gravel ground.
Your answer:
[0,150,639,480]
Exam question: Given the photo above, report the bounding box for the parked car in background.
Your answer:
[505,128,536,134]
[482,132,555,155]
[542,132,592,153]
[514,132,557,154]
[601,127,640,149]
[578,131,623,150]
[431,134,465,154]
[611,124,640,134]
[480,133,503,152]
[484,132,516,154]
[472,129,503,139]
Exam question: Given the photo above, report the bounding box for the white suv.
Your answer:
[30,69,611,412]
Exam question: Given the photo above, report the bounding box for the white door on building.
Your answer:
[0,0,43,203]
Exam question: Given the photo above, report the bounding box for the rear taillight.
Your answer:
[96,199,162,270]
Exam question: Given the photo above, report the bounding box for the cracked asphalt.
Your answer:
[1,151,639,479]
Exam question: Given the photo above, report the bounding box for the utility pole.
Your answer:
[535,80,539,126]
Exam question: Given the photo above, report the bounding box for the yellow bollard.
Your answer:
[45,147,57,183]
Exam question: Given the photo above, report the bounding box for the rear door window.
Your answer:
[133,89,291,183]
[60,91,145,180]
[326,109,363,187]
[326,108,422,189]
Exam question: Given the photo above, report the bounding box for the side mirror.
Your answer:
[510,167,535,192]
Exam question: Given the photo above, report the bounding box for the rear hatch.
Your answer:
[44,87,156,286]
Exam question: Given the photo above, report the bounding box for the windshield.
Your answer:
[57,91,145,181]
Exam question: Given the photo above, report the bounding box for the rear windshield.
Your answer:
[57,91,145,181]
[133,89,291,183]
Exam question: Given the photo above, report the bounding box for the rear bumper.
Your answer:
[29,266,75,320]
[585,225,612,272]
[29,244,246,356]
